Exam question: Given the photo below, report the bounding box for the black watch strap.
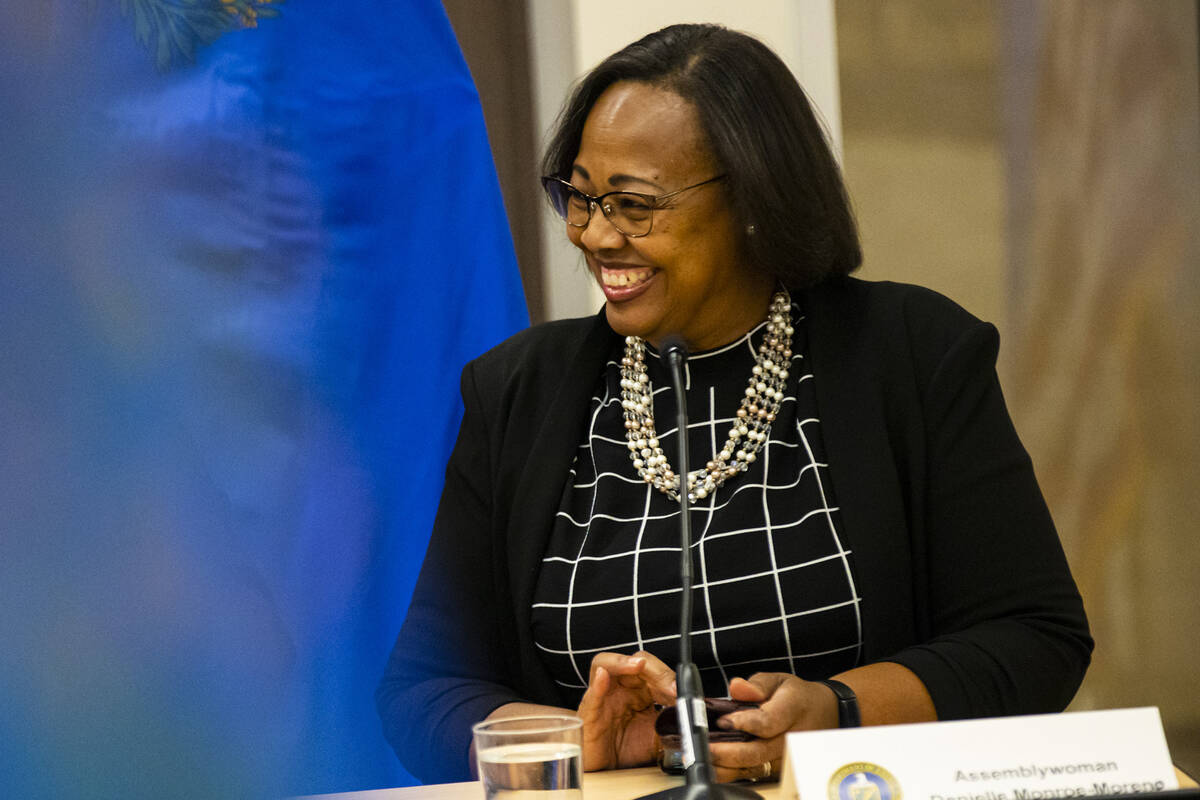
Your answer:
[818,679,862,728]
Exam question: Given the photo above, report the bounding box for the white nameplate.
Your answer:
[780,707,1177,800]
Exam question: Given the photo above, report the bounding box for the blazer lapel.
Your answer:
[506,311,616,700]
[803,279,918,661]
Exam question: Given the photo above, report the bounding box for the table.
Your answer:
[302,768,705,800]
[302,765,1197,800]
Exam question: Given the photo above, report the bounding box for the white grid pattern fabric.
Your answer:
[531,303,863,701]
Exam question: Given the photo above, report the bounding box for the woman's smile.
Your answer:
[599,265,654,288]
[596,263,657,300]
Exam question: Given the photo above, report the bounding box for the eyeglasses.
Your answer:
[540,174,725,237]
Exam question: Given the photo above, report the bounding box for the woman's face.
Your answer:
[567,81,774,350]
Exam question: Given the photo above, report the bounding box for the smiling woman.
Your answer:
[377,22,1092,787]
[561,81,772,350]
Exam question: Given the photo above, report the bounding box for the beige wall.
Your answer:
[1001,0,1200,771]
[836,0,1200,772]
[836,0,1007,332]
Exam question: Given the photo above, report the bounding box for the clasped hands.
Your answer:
[577,650,838,783]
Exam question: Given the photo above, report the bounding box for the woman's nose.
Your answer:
[579,202,626,251]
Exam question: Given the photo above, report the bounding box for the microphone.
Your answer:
[661,336,689,370]
[637,337,762,800]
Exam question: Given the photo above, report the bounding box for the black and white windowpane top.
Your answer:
[531,300,863,703]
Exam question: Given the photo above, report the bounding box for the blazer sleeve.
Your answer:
[376,360,521,784]
[884,319,1093,718]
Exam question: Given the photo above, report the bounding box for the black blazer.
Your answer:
[378,277,1092,784]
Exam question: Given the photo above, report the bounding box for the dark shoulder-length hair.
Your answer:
[542,23,861,286]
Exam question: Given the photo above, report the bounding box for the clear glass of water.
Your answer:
[472,715,583,800]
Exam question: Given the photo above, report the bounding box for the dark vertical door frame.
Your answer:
[442,0,545,322]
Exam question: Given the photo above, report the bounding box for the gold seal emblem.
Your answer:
[828,762,901,800]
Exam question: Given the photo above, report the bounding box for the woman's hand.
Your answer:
[708,673,839,783]
[577,651,677,772]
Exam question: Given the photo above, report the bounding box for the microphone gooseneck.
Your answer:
[635,337,762,800]
[661,336,694,670]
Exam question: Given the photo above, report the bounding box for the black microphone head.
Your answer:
[660,335,689,363]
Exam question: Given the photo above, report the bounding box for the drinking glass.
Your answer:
[472,715,584,800]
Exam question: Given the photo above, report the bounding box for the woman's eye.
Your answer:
[613,195,652,219]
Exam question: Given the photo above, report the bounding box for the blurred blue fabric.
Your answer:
[0,2,528,796]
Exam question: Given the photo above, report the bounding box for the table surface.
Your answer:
[302,765,1197,800]
[302,768,709,800]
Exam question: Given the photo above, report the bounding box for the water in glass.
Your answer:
[477,741,582,800]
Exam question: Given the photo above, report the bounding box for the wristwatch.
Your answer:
[818,679,861,728]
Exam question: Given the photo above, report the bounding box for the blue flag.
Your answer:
[0,2,528,796]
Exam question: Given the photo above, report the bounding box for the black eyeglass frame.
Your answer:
[540,174,726,238]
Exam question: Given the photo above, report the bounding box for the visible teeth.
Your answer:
[602,269,651,287]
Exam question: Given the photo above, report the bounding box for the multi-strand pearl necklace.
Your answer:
[619,289,794,502]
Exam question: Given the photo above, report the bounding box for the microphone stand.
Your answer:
[637,339,762,800]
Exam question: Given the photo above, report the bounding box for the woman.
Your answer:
[377,23,1091,785]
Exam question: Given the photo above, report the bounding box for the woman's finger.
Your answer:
[588,651,646,681]
[629,650,677,703]
[719,673,797,737]
[578,665,617,771]
[740,672,790,699]
[585,651,676,704]
[728,676,768,702]
[712,757,780,785]
[709,737,783,770]
[578,665,612,720]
